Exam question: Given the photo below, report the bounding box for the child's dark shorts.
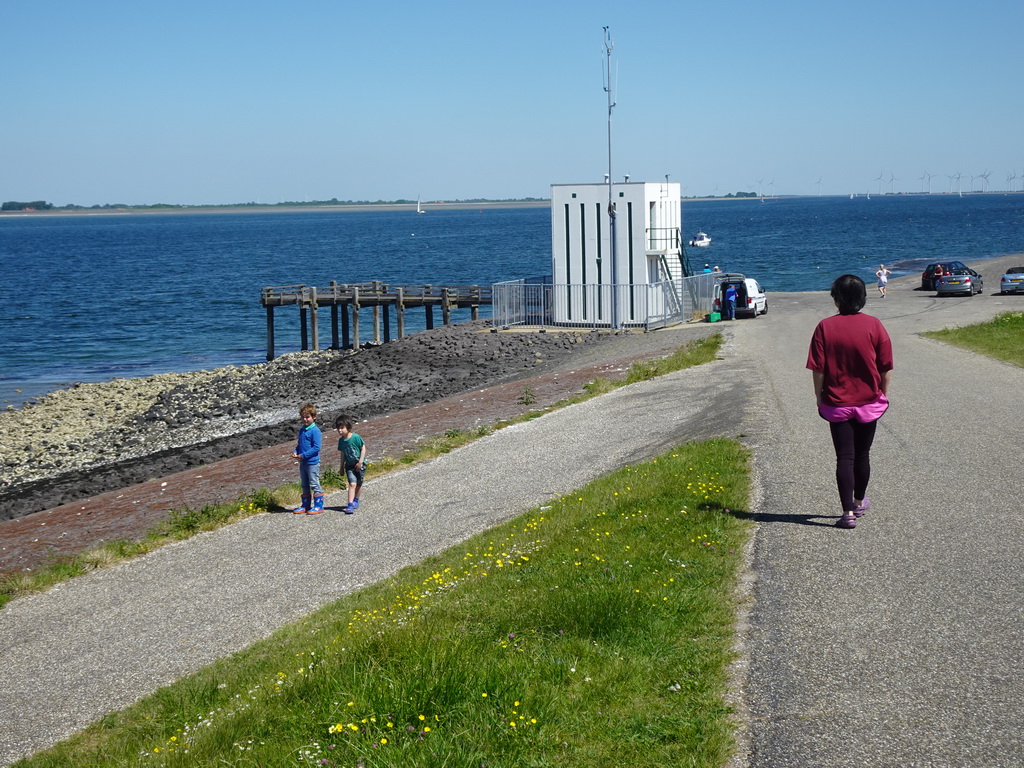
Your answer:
[345,464,364,485]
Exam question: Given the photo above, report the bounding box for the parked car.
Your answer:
[935,267,983,296]
[713,275,768,318]
[999,266,1024,294]
[921,261,968,290]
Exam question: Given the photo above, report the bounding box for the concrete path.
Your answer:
[736,258,1024,767]
[3,257,1023,766]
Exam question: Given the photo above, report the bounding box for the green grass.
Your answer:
[922,311,1024,367]
[0,333,723,609]
[14,438,751,768]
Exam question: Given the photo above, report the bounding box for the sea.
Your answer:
[1,194,1022,407]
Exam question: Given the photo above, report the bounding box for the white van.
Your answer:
[712,275,768,318]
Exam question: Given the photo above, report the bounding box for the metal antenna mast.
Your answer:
[603,26,620,329]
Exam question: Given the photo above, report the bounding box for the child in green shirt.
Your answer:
[335,414,366,515]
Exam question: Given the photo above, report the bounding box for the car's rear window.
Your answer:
[1006,268,1024,274]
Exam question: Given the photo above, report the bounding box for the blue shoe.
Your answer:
[351,498,360,510]
[344,503,355,515]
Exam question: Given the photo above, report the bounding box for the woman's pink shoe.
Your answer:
[853,497,872,518]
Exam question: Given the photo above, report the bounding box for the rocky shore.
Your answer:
[0,321,633,521]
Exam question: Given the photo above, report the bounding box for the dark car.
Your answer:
[935,267,983,296]
[921,261,968,290]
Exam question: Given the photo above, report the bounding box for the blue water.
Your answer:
[1,195,1021,406]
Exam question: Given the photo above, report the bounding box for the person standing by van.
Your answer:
[723,283,738,320]
[806,274,893,529]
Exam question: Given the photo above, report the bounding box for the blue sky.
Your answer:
[3,0,1022,206]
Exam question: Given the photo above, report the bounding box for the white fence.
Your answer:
[492,273,722,331]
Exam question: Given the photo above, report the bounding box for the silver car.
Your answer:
[936,268,983,296]
[1000,266,1024,294]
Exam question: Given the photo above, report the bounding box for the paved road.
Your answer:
[736,257,1024,767]
[2,257,1022,766]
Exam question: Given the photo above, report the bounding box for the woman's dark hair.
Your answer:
[830,274,866,315]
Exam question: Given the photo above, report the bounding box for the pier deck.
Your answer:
[260,281,492,359]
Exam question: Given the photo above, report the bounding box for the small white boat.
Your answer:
[416,197,425,214]
[689,231,711,247]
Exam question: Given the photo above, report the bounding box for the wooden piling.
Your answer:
[265,305,275,361]
[299,304,308,351]
[396,287,405,339]
[309,287,319,351]
[351,287,361,350]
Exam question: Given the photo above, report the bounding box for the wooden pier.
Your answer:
[260,281,492,360]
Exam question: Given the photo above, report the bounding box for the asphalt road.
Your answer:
[2,255,1022,766]
[735,255,1024,767]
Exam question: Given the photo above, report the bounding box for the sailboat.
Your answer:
[416,197,425,214]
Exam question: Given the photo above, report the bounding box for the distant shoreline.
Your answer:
[0,200,551,218]
[9,191,1020,218]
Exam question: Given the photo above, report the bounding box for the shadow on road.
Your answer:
[726,508,836,528]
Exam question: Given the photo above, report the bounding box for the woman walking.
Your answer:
[875,264,892,298]
[807,274,893,529]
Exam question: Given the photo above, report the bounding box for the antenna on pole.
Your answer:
[603,26,620,329]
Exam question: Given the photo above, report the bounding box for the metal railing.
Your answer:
[646,226,681,252]
[492,272,724,331]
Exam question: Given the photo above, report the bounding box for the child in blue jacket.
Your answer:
[291,403,324,514]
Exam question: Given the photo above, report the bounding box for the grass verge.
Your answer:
[15,438,751,768]
[922,311,1024,367]
[0,333,723,609]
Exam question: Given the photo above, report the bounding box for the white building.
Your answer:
[549,180,685,326]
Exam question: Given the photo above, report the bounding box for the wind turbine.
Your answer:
[875,170,884,196]
[925,171,933,194]
[946,173,955,194]
[757,178,764,199]
[816,177,822,196]
[919,172,927,194]
[769,178,775,198]
[981,170,990,193]
[888,172,897,195]
[955,171,962,196]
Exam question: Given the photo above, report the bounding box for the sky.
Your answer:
[3,0,1022,206]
